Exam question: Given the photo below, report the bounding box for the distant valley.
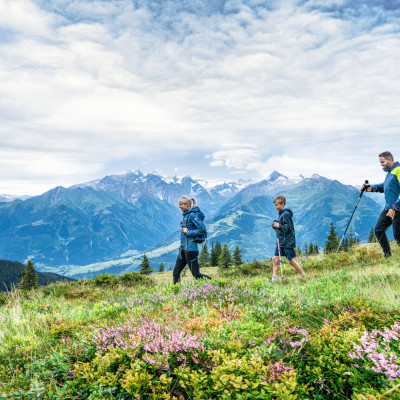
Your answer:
[0,170,384,277]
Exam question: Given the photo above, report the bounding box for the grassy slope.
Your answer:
[1,243,400,398]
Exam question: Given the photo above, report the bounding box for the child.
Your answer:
[271,195,306,282]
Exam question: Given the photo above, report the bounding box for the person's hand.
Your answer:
[362,183,372,192]
[387,209,396,219]
[182,227,189,234]
[273,221,280,229]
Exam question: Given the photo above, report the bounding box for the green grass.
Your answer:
[1,243,400,399]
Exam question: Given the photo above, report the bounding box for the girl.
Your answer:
[173,196,212,284]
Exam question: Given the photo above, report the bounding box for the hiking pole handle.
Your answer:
[361,179,369,192]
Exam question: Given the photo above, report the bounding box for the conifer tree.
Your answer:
[368,228,377,243]
[218,244,232,270]
[295,246,303,256]
[324,222,339,253]
[199,243,210,267]
[18,260,38,291]
[211,241,222,267]
[349,227,356,248]
[158,262,165,273]
[139,254,153,275]
[313,243,319,254]
[303,242,308,255]
[343,237,349,252]
[233,245,242,267]
[308,243,314,255]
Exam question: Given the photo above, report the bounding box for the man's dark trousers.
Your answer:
[375,209,400,257]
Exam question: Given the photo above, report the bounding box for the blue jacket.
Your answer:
[372,161,400,211]
[180,206,206,252]
[275,208,296,248]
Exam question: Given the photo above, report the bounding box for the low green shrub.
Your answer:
[293,310,398,399]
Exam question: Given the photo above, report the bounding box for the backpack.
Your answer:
[184,210,207,244]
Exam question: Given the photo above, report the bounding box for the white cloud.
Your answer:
[210,149,261,170]
[0,0,399,193]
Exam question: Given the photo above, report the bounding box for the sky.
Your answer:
[1,0,400,195]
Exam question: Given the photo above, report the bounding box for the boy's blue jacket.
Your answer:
[276,208,296,248]
[180,206,206,251]
[372,161,400,211]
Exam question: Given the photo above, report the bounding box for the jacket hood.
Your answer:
[279,208,293,217]
[183,206,201,215]
[383,161,399,172]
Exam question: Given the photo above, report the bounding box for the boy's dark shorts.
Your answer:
[274,246,296,260]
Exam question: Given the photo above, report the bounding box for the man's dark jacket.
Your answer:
[276,208,296,248]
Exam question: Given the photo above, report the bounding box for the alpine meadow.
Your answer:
[1,243,400,399]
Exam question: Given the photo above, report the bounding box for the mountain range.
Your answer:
[0,170,385,277]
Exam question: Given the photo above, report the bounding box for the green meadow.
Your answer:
[1,243,400,399]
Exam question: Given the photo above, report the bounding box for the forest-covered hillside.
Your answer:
[0,260,74,291]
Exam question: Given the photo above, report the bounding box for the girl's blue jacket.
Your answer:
[180,206,206,251]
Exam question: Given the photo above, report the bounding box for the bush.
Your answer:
[93,273,115,286]
[120,271,154,287]
[293,310,396,399]
[177,349,306,400]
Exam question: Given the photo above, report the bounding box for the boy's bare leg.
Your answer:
[288,258,305,275]
[273,256,279,276]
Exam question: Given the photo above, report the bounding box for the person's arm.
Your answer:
[186,214,206,237]
[390,169,400,211]
[371,182,384,193]
[278,214,292,234]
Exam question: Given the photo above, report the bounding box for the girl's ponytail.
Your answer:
[178,195,197,208]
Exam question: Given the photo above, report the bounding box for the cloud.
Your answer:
[0,0,399,193]
[210,148,261,170]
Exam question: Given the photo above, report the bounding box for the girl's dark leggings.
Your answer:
[173,249,212,284]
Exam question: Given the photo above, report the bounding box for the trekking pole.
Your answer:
[336,180,369,254]
[273,227,284,283]
[185,228,192,274]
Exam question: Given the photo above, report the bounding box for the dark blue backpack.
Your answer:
[193,211,207,244]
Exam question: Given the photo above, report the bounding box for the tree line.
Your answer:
[138,241,244,275]
[138,224,379,274]
[323,223,377,253]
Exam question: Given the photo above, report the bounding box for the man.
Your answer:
[362,151,400,257]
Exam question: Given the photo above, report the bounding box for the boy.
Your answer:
[271,195,306,282]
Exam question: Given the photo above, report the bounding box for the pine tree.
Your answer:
[308,243,314,255]
[343,237,349,252]
[313,243,319,254]
[324,222,339,253]
[303,242,308,255]
[233,245,242,267]
[349,227,356,248]
[368,227,377,243]
[218,244,232,270]
[199,243,210,267]
[158,262,165,273]
[139,254,153,275]
[18,260,38,291]
[295,246,303,256]
[211,241,222,267]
